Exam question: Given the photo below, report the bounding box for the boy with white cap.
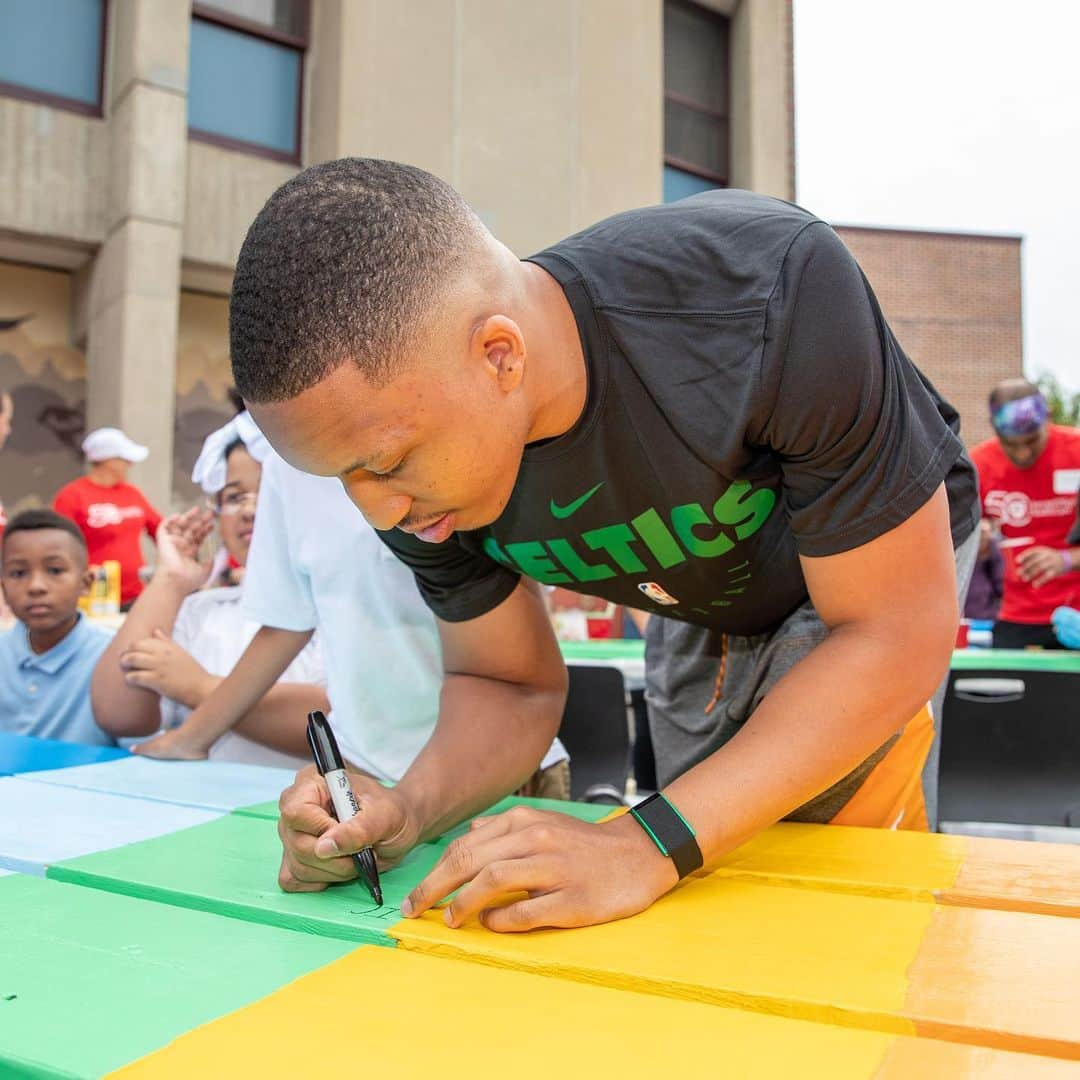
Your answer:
[53,427,161,608]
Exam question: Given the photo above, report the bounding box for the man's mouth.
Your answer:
[24,604,53,617]
[401,512,456,544]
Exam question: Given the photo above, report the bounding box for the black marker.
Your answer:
[306,710,383,905]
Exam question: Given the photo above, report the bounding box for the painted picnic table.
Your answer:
[0,736,1078,1075]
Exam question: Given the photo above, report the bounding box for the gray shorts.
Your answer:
[644,527,979,825]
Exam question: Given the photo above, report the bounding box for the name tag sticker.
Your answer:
[1052,469,1080,495]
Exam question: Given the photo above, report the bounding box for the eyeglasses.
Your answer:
[210,490,257,516]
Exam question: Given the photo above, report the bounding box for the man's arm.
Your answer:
[394,486,957,932]
[132,625,318,759]
[275,578,568,891]
[662,483,956,859]
[397,579,569,841]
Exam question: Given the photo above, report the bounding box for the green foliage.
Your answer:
[1035,371,1080,426]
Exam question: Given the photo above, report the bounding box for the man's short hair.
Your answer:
[3,509,87,557]
[230,158,481,403]
[989,378,1040,410]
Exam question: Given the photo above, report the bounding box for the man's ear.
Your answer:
[473,315,526,394]
[79,567,94,597]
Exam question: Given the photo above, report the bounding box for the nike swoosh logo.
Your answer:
[550,482,605,519]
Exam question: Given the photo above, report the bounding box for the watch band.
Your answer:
[630,792,704,880]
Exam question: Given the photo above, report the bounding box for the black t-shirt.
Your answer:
[380,190,980,636]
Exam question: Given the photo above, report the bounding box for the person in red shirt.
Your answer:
[970,379,1080,649]
[53,427,163,608]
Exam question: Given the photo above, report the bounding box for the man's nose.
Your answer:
[342,476,412,531]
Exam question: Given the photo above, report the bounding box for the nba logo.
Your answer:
[638,582,679,606]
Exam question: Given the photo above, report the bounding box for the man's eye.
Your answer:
[374,459,406,481]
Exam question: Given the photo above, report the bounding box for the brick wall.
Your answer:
[834,226,1023,448]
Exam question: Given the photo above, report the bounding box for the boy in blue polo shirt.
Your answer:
[0,509,116,746]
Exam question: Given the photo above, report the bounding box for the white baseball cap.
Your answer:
[81,427,150,464]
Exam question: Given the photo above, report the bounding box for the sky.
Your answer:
[793,0,1080,395]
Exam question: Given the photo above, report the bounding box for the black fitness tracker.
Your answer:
[629,792,704,880]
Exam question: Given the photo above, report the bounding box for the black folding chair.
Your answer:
[939,666,1080,838]
[558,665,633,803]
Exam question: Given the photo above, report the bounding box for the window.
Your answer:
[663,0,729,203]
[0,0,106,116]
[188,1,308,162]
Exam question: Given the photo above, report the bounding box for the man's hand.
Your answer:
[120,629,215,707]
[131,724,212,760]
[277,765,421,893]
[401,807,678,932]
[154,508,215,593]
[1017,545,1069,588]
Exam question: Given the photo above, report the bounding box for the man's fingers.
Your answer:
[277,768,415,890]
[278,772,335,836]
[443,855,560,928]
[479,893,566,934]
[277,859,331,894]
[403,816,556,919]
[277,817,358,883]
[280,798,338,840]
[313,793,398,857]
[465,805,542,839]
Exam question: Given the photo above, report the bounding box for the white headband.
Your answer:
[191,411,272,495]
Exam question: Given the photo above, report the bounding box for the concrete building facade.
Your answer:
[835,226,1024,448]
[1,0,794,513]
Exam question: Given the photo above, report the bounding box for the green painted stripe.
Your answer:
[0,873,353,1078]
[560,640,645,661]
[47,815,435,946]
[950,648,1080,674]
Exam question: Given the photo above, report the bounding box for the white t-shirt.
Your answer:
[161,585,325,770]
[242,455,566,782]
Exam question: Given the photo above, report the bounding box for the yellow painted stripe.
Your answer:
[945,835,1080,918]
[905,906,1080,1059]
[599,817,1080,917]
[107,945,1077,1078]
[390,875,1080,1059]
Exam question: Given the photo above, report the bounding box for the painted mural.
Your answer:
[0,262,86,517]
[0,266,239,517]
[174,290,235,508]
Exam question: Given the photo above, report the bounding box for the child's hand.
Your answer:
[154,508,214,593]
[131,724,211,761]
[120,629,215,707]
